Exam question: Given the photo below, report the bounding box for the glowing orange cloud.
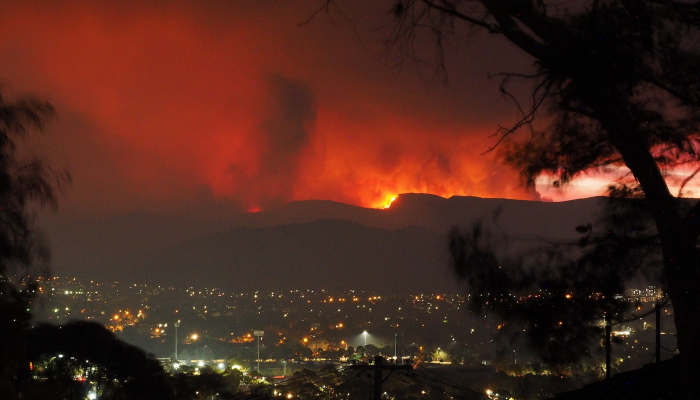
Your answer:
[0,0,607,217]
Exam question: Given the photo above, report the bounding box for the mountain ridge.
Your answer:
[38,194,607,292]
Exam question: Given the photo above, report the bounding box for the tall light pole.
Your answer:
[394,333,397,358]
[254,330,264,373]
[363,331,368,347]
[174,320,180,361]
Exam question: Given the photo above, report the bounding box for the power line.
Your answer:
[411,373,491,400]
[271,368,339,390]
[236,366,341,398]
[347,356,413,400]
[390,372,475,400]
[387,372,455,399]
[329,372,363,396]
[381,364,489,400]
[414,362,466,388]
[236,368,350,400]
[413,363,490,399]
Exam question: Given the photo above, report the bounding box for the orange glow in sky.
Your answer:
[0,0,684,218]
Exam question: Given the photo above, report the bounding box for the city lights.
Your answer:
[35,277,668,399]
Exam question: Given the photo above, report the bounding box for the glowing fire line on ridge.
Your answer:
[383,196,397,209]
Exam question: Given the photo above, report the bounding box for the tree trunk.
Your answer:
[600,107,700,398]
[469,2,700,395]
[659,236,700,398]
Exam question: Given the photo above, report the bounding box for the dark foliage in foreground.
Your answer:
[450,194,661,365]
[26,321,174,400]
[0,89,68,396]
[328,1,700,396]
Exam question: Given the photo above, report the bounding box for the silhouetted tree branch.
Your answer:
[0,89,69,396]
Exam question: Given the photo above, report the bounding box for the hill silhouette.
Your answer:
[38,194,605,292]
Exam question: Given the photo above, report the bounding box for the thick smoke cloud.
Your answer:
[229,75,317,209]
[0,0,594,220]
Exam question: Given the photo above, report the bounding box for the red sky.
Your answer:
[0,0,613,218]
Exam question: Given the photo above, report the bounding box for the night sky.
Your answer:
[0,0,617,224]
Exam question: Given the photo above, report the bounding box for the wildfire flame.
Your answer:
[382,196,397,209]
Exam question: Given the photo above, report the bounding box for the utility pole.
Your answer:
[373,357,382,400]
[174,320,180,361]
[656,300,661,363]
[349,356,413,400]
[605,321,611,380]
[254,330,264,373]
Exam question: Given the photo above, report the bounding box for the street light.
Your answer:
[394,333,397,358]
[363,331,368,347]
[254,330,264,373]
[341,340,347,351]
[174,320,180,361]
